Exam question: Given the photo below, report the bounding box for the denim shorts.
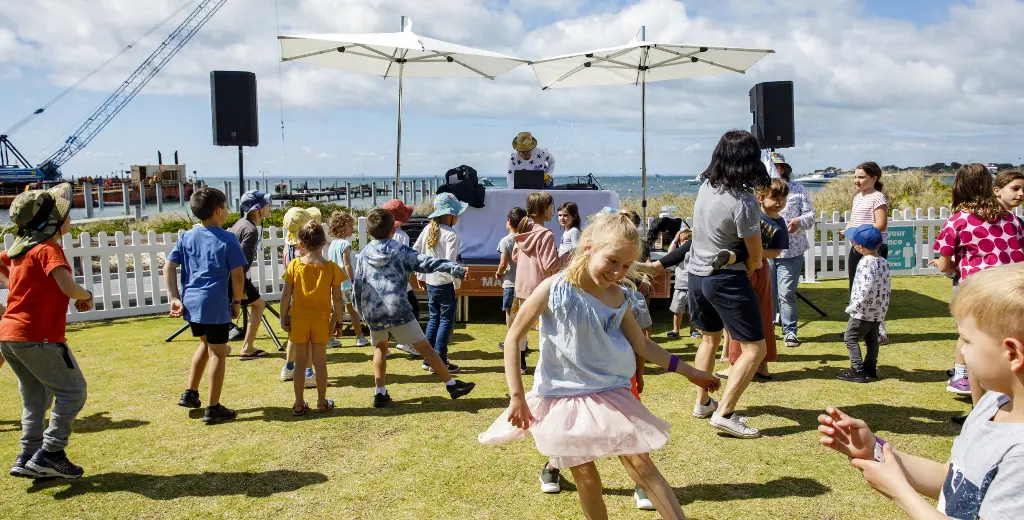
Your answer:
[688,270,764,342]
[502,287,516,311]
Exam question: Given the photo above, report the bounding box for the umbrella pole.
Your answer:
[641,72,647,232]
[396,63,404,187]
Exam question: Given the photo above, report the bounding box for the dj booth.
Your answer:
[416,189,670,320]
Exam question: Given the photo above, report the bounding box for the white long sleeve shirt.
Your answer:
[413,224,462,289]
[506,147,556,188]
[845,255,890,321]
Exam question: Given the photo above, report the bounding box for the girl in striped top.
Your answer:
[841,162,890,342]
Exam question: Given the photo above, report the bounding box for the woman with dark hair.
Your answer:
[685,129,770,439]
[840,161,889,342]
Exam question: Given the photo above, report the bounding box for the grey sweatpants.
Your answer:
[0,341,88,453]
[844,318,880,373]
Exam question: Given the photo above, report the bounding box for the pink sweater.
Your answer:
[512,224,560,299]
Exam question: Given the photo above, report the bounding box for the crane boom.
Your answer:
[36,0,228,179]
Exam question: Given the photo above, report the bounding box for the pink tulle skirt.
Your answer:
[478,388,671,469]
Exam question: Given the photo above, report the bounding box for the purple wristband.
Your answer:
[667,354,680,373]
[874,435,887,462]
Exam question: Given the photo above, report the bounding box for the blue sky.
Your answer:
[0,0,1021,181]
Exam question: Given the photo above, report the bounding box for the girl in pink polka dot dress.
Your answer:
[932,163,1024,404]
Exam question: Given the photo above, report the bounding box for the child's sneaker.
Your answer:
[395,343,419,356]
[634,485,655,510]
[177,389,201,409]
[446,363,461,374]
[25,449,83,479]
[373,392,392,408]
[690,331,703,339]
[9,452,42,479]
[498,341,505,350]
[836,368,868,383]
[866,368,879,379]
[421,361,433,373]
[692,397,718,418]
[539,462,561,493]
[946,377,971,395]
[446,380,476,399]
[202,404,237,425]
[280,365,295,382]
[327,337,342,348]
[666,330,680,339]
[304,368,316,388]
[783,333,800,347]
[710,413,761,438]
[355,336,370,347]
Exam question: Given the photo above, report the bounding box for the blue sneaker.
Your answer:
[9,452,42,479]
[25,449,83,479]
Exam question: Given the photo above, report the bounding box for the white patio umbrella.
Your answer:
[280,17,527,183]
[529,28,773,225]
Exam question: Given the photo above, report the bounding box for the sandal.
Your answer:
[239,349,269,360]
[754,373,774,382]
[292,402,309,416]
[317,399,335,413]
[666,331,680,339]
[715,370,729,379]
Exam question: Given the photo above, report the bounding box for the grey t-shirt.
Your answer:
[497,233,517,289]
[228,217,258,272]
[938,392,1024,520]
[687,181,760,276]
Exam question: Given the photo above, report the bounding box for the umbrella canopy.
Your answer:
[280,18,527,182]
[528,31,773,225]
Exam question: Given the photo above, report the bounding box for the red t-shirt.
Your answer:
[0,242,72,343]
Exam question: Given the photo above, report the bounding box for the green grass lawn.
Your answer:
[0,276,966,519]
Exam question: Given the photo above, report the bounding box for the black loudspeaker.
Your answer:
[211,71,259,147]
[749,81,794,149]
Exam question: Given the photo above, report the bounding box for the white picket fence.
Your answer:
[1,206,1021,323]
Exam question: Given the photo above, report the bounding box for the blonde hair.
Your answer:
[951,263,1024,341]
[756,178,790,199]
[563,211,649,290]
[327,210,355,238]
[517,191,554,233]
[426,219,441,249]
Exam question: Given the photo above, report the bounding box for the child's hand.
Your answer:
[687,368,721,392]
[75,296,94,312]
[462,266,470,279]
[634,373,644,395]
[850,444,913,500]
[745,257,759,276]
[169,298,183,318]
[494,270,502,279]
[818,406,875,460]
[507,396,534,430]
[231,303,241,320]
[280,315,291,332]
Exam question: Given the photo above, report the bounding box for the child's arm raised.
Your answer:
[503,276,554,430]
[164,260,182,317]
[620,309,720,392]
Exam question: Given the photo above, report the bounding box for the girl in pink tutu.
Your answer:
[479,211,721,520]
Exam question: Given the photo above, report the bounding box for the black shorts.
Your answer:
[189,322,232,344]
[688,270,764,342]
[240,277,262,305]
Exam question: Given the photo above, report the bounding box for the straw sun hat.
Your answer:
[512,132,538,152]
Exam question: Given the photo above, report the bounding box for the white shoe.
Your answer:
[226,345,232,357]
[710,413,761,438]
[692,397,718,418]
[280,366,294,382]
[304,370,316,388]
[396,343,419,356]
[327,337,342,348]
[355,336,370,347]
[634,487,655,510]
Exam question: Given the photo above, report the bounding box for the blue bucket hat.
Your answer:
[428,193,468,219]
[239,190,271,216]
[849,224,883,250]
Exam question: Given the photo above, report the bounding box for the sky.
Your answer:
[0,0,1022,180]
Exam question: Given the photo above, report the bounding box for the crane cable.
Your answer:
[3,0,197,137]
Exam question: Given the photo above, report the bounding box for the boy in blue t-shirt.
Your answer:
[164,188,247,424]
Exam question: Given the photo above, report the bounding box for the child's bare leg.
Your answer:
[241,298,265,354]
[672,313,681,333]
[187,339,210,391]
[292,341,309,408]
[720,329,731,362]
[505,309,513,329]
[311,343,329,404]
[620,454,685,519]
[373,340,389,388]
[411,339,452,382]
[205,342,228,406]
[285,340,295,363]
[347,304,364,337]
[569,462,607,520]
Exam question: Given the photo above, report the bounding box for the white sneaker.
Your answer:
[710,413,761,438]
[327,337,342,348]
[355,336,370,347]
[280,366,294,381]
[396,343,419,356]
[634,487,655,510]
[304,375,316,388]
[692,397,718,418]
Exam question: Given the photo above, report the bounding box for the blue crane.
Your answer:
[0,0,228,186]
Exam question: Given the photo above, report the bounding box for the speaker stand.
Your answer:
[237,145,244,189]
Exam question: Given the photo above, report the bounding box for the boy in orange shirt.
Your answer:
[1,184,95,479]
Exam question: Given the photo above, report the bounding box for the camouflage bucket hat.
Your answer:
[8,183,73,259]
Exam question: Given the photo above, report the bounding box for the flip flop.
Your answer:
[292,402,309,416]
[666,331,680,339]
[317,399,335,413]
[715,371,729,379]
[239,349,269,360]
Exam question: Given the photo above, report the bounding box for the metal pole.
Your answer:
[178,181,185,205]
[123,183,130,215]
[155,182,163,213]
[97,183,104,213]
[237,145,245,190]
[640,68,647,232]
[372,182,378,206]
[346,182,352,208]
[392,180,397,201]
[84,182,94,219]
[139,181,146,210]
[396,63,404,186]
[318,179,322,192]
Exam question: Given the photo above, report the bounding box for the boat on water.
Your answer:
[793,172,839,187]
[480,177,495,187]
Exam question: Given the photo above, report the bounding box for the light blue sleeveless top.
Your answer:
[532,275,638,397]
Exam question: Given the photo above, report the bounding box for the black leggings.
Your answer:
[848,244,889,291]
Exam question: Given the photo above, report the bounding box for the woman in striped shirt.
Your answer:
[840,162,889,342]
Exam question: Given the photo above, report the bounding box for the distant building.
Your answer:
[131,164,185,183]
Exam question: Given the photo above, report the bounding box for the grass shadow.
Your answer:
[769,365,949,384]
[794,288,951,323]
[229,396,508,421]
[74,412,150,434]
[27,469,328,500]
[741,404,961,438]
[562,477,829,505]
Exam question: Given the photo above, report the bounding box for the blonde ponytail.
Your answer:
[426,219,441,249]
